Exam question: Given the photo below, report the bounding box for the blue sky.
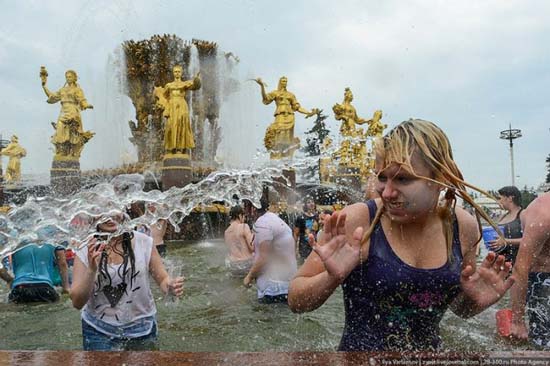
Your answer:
[0,0,548,190]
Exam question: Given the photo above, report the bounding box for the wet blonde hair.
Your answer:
[361,119,499,261]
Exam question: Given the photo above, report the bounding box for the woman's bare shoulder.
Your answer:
[341,199,379,230]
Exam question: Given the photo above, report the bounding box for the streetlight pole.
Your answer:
[499,124,522,186]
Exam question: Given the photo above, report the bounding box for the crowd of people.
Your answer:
[1,118,549,352]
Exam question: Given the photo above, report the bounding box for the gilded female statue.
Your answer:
[155,66,201,155]
[332,88,369,166]
[332,88,368,137]
[1,135,26,183]
[40,67,94,159]
[255,76,318,159]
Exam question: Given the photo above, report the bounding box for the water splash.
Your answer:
[0,165,285,258]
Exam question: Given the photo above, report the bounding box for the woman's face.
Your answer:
[498,195,513,210]
[97,213,124,233]
[173,67,182,79]
[375,152,441,223]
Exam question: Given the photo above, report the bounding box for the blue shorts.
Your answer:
[82,319,159,351]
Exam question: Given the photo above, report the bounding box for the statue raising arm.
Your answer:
[254,78,270,105]
[189,71,201,90]
[40,66,93,110]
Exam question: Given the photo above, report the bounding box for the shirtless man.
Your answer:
[224,205,254,277]
[510,193,550,348]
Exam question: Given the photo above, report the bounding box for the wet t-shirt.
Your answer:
[76,231,156,336]
[253,212,297,298]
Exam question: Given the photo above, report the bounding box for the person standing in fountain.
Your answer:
[289,119,515,351]
[255,76,318,159]
[224,205,255,277]
[488,186,524,264]
[156,66,201,154]
[70,212,184,351]
[244,198,297,304]
[0,135,26,184]
[1,241,70,303]
[40,67,94,159]
[509,193,550,348]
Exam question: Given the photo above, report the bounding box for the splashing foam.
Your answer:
[0,165,286,257]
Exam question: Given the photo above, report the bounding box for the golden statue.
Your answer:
[155,66,201,155]
[319,137,336,184]
[366,110,387,138]
[1,135,26,183]
[255,76,318,159]
[332,88,369,136]
[40,67,95,160]
[332,88,369,166]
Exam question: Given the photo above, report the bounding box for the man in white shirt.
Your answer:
[244,198,297,304]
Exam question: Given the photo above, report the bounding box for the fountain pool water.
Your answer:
[0,239,529,352]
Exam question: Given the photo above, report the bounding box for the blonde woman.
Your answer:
[289,119,514,351]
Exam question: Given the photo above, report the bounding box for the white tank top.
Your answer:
[76,231,156,326]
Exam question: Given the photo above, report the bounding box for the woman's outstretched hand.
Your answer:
[167,276,185,297]
[460,252,515,309]
[310,211,363,284]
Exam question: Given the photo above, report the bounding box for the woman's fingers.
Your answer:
[336,212,347,236]
[492,255,505,272]
[323,212,334,239]
[329,211,340,238]
[350,226,364,250]
[480,251,497,269]
[460,265,475,280]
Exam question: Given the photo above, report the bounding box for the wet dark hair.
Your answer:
[295,217,306,235]
[229,205,244,220]
[498,186,522,207]
[258,196,269,213]
[97,232,136,299]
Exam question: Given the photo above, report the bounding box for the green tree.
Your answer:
[520,185,537,208]
[301,111,330,180]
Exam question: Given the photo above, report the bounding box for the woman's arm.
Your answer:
[451,207,514,318]
[70,242,104,310]
[288,203,371,313]
[55,249,70,294]
[149,245,184,297]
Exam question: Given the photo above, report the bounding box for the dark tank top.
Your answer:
[498,209,523,264]
[338,200,463,351]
